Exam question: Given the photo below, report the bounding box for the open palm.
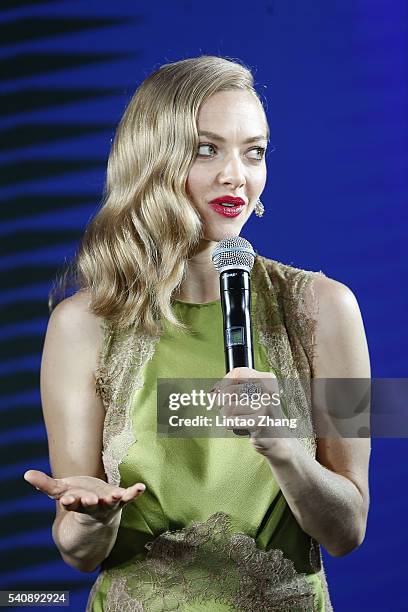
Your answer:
[24,470,146,524]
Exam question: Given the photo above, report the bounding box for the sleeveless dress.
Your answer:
[86,256,333,612]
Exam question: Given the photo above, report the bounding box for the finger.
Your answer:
[121,483,146,503]
[101,495,122,507]
[209,381,223,395]
[60,493,102,512]
[80,493,99,507]
[60,494,76,505]
[59,494,81,511]
[60,495,106,513]
[24,470,64,498]
[226,367,254,379]
[110,488,125,500]
[59,487,100,506]
[100,489,124,505]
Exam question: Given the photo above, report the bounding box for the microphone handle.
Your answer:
[220,269,254,436]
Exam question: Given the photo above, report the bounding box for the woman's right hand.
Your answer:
[24,469,146,525]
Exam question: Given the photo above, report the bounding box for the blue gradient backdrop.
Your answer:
[0,1,407,610]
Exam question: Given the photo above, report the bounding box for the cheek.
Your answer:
[253,166,267,192]
[186,167,203,198]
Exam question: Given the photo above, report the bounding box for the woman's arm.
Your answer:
[33,290,143,572]
[261,276,371,556]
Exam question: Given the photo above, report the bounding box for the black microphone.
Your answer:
[211,237,256,436]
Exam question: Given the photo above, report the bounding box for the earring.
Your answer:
[254,199,265,218]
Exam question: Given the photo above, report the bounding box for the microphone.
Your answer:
[211,236,256,436]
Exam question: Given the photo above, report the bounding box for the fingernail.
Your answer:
[138,484,146,492]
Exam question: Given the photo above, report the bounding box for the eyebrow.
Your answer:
[198,130,269,144]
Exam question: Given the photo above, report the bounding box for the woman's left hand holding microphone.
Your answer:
[211,366,295,458]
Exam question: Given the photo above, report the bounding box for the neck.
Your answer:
[173,240,220,303]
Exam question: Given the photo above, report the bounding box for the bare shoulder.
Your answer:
[306,273,357,311]
[306,273,363,330]
[47,289,103,375]
[51,288,99,330]
[305,274,371,378]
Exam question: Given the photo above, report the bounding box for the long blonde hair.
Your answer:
[50,55,268,335]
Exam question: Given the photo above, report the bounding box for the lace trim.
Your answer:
[283,262,325,378]
[252,258,333,609]
[103,512,315,612]
[252,257,325,458]
[85,571,105,612]
[94,321,160,485]
[318,561,334,612]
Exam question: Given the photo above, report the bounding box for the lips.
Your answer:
[209,203,244,218]
[209,196,246,206]
[208,195,246,218]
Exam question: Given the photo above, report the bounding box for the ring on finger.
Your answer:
[242,382,263,397]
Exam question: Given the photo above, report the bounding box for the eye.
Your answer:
[197,143,216,157]
[247,147,266,161]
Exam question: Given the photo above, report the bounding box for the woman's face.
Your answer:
[186,89,268,243]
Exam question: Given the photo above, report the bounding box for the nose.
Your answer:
[217,154,246,189]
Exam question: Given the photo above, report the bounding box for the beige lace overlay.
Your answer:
[89,256,333,612]
[94,322,160,485]
[100,512,315,612]
[252,256,325,457]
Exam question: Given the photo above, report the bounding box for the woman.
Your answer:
[24,56,370,611]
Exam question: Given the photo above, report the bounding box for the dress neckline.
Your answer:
[172,297,221,307]
[172,291,258,307]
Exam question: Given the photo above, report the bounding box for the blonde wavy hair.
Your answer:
[50,55,268,335]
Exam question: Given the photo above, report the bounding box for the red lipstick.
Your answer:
[208,195,246,218]
[209,196,245,206]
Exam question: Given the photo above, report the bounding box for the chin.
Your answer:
[204,229,241,243]
[204,221,246,243]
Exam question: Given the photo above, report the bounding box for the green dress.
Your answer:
[86,256,333,612]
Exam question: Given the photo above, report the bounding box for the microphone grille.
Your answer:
[211,236,256,273]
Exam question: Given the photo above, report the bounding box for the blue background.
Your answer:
[0,0,407,610]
